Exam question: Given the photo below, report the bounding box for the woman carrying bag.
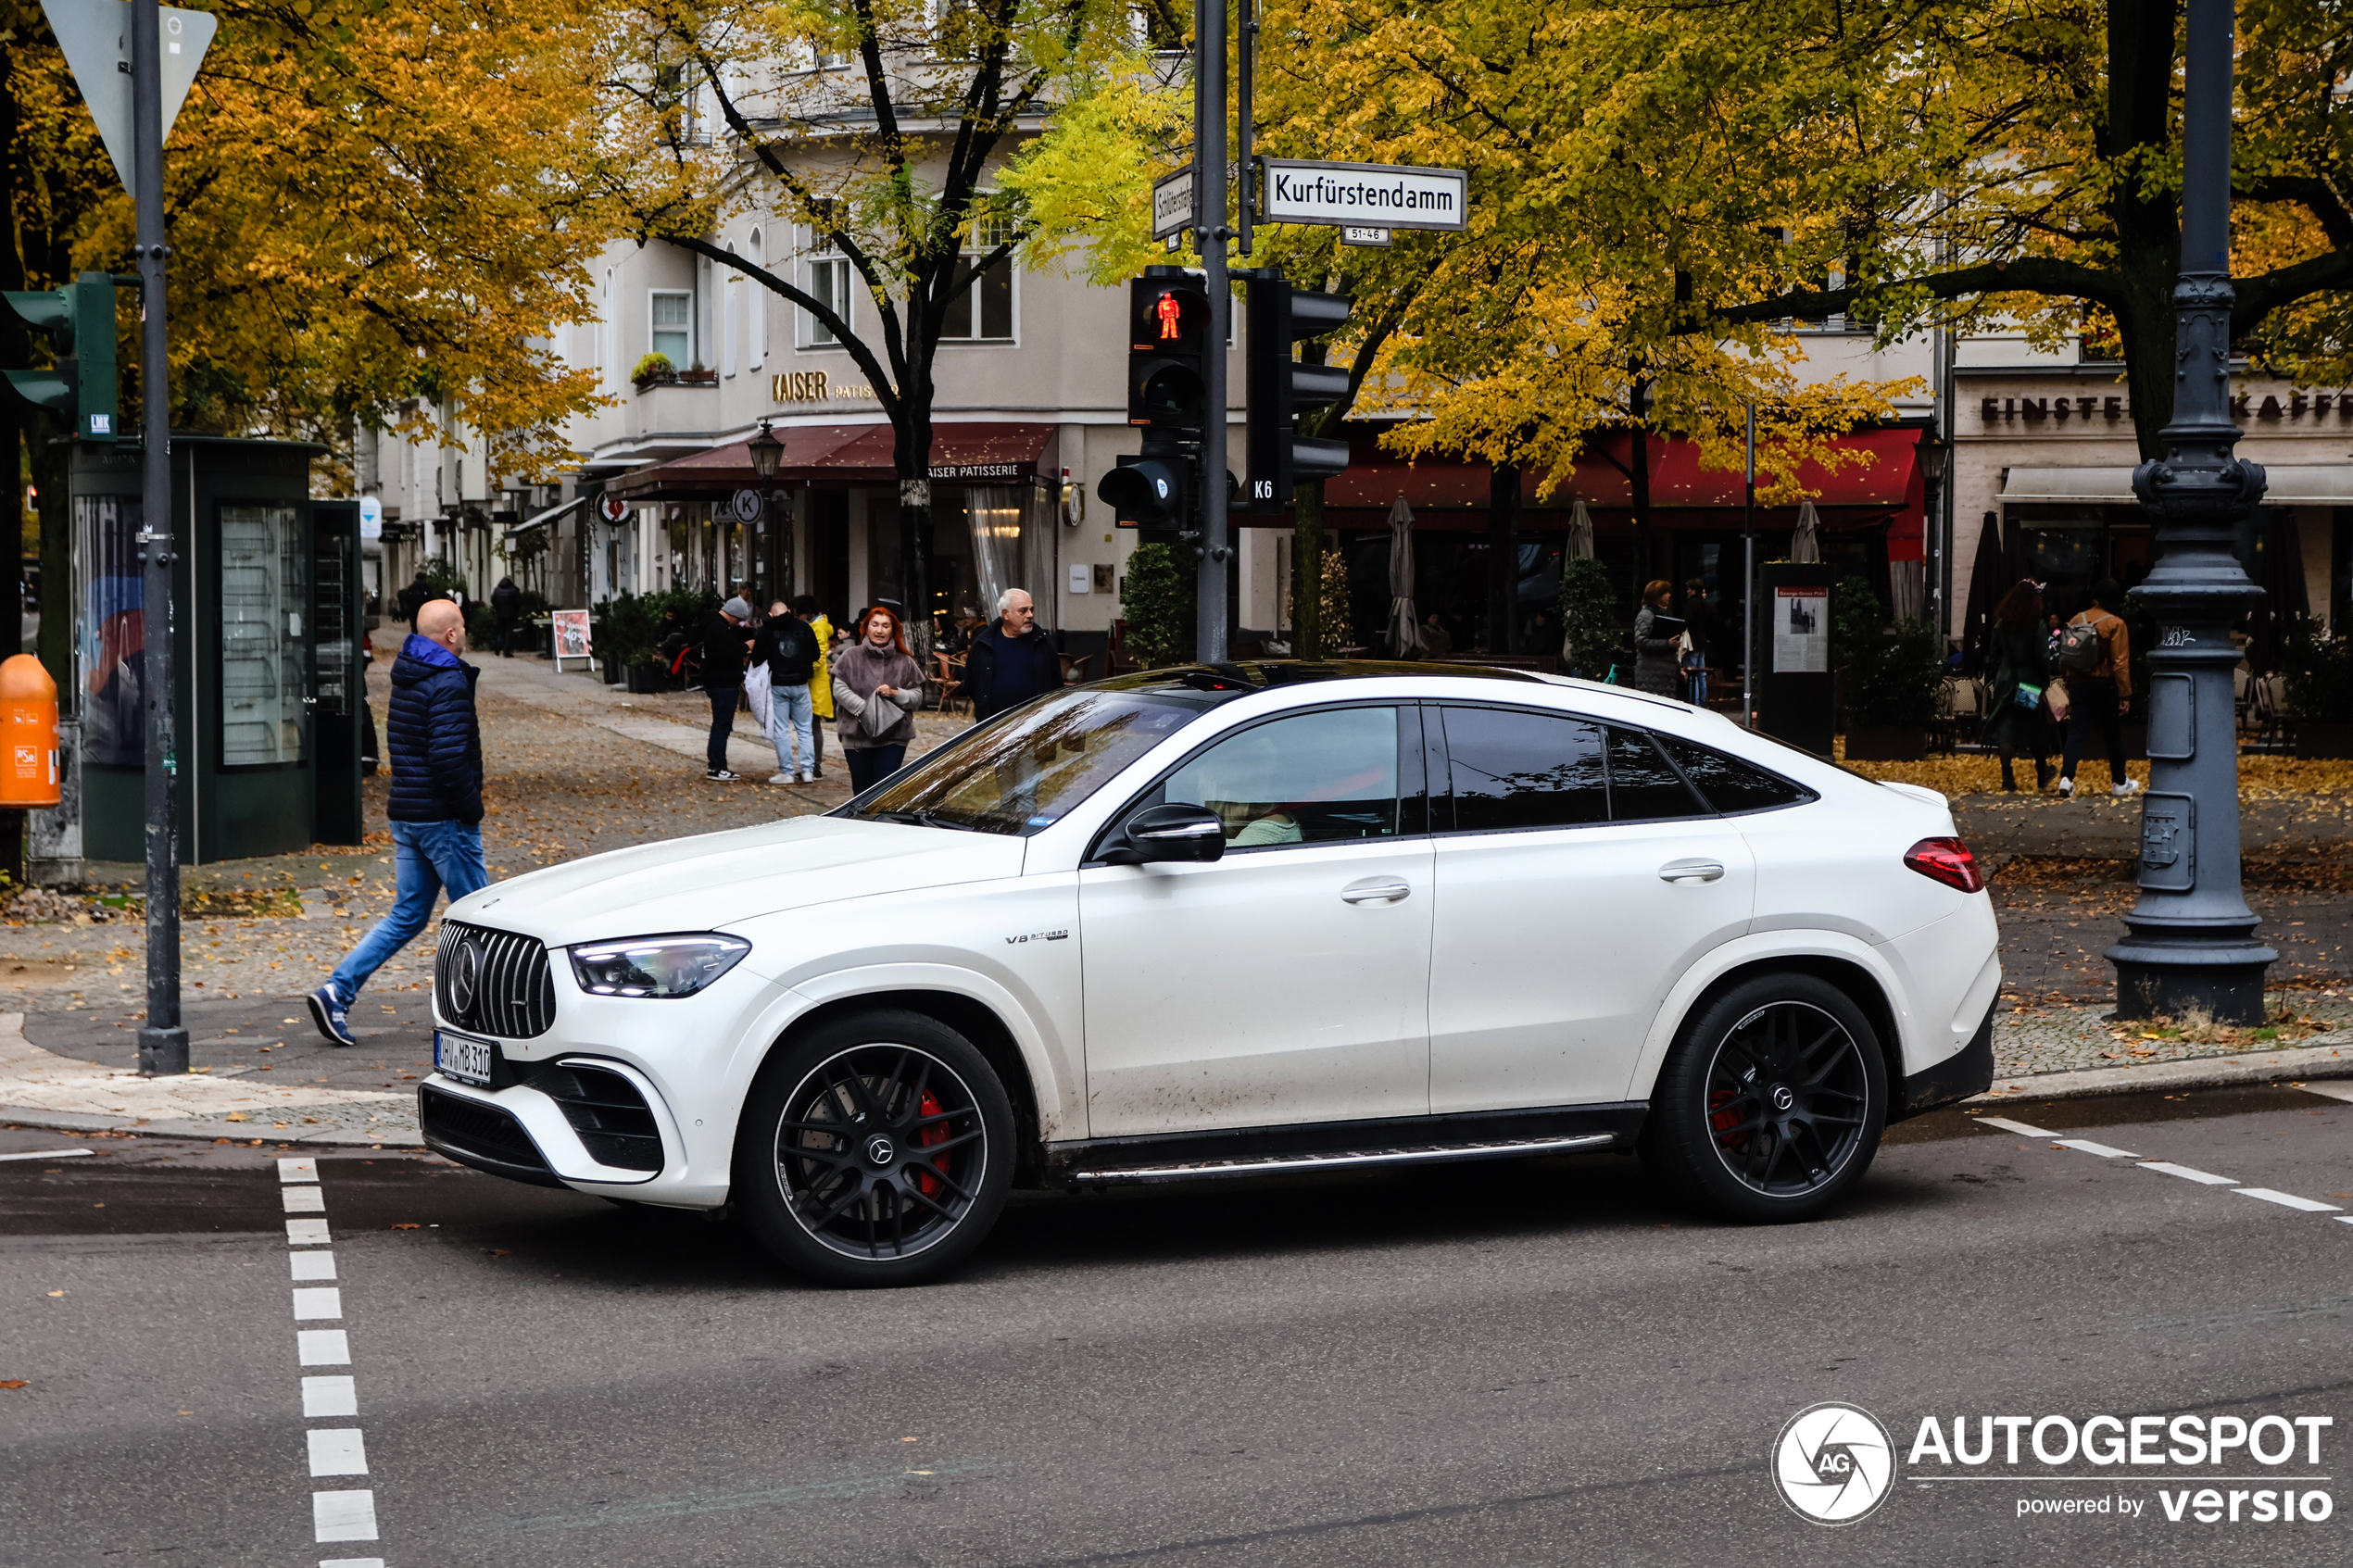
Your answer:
[1980,579,2057,793]
[832,604,925,793]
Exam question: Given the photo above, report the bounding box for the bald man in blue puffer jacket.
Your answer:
[307,598,488,1047]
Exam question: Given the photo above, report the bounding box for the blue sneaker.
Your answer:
[306,985,356,1047]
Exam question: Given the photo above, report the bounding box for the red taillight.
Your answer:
[1905,837,1984,893]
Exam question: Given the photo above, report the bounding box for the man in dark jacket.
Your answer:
[308,599,488,1046]
[753,598,821,784]
[964,589,1060,721]
[490,576,522,657]
[698,596,755,781]
[398,571,435,629]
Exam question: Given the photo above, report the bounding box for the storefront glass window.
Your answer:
[219,503,310,766]
[71,495,145,767]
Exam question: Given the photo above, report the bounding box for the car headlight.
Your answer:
[568,934,750,998]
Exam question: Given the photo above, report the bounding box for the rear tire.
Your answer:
[1642,973,1887,1223]
[733,1010,1013,1287]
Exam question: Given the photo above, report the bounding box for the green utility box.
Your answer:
[69,436,364,863]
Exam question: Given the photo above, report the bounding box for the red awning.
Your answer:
[610,422,1051,499]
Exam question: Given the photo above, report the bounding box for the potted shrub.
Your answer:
[1844,619,1945,761]
[1556,557,1617,680]
[2283,622,2353,758]
[1117,543,1196,667]
[631,352,677,390]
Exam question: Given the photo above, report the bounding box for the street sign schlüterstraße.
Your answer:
[1258,160,1467,232]
[1152,167,1196,241]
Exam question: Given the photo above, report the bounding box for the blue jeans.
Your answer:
[326,820,489,1006]
[769,683,815,773]
[1682,655,1708,706]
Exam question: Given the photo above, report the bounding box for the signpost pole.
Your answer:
[132,0,185,1076]
[1195,0,1230,664]
[1742,405,1756,731]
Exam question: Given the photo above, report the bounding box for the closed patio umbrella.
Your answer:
[1386,495,1418,658]
[1566,497,1595,560]
[1791,500,1823,564]
[1959,509,2008,676]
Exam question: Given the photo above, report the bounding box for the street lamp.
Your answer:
[1916,433,1949,631]
[2105,0,2275,1023]
[747,420,786,599]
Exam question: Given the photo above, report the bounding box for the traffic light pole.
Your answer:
[132,0,186,1077]
[1194,0,1230,663]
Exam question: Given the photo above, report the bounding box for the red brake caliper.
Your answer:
[915,1090,950,1197]
[1708,1088,1747,1148]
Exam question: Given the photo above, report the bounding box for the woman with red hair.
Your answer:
[832,604,925,791]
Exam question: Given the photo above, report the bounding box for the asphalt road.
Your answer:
[5,1085,2351,1567]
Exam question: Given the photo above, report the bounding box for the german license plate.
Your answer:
[434,1030,496,1086]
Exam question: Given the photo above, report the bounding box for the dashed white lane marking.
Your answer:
[312,1490,379,1542]
[2235,1187,2344,1213]
[2299,1081,2353,1104]
[308,1429,369,1477]
[1973,1116,2054,1137]
[0,1148,92,1161]
[2054,1138,2138,1159]
[2139,1161,2238,1185]
[303,1376,359,1418]
[280,1160,380,1560]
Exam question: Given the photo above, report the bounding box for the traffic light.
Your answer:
[1127,267,1212,433]
[1099,440,1196,546]
[3,271,118,442]
[1244,277,1352,508]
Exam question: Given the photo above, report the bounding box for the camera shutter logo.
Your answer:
[1773,1402,1896,1524]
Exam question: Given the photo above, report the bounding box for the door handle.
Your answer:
[1340,878,1413,905]
[1658,859,1725,884]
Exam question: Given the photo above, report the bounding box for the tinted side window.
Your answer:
[1605,727,1709,821]
[1441,707,1607,832]
[1164,706,1400,848]
[1656,735,1816,814]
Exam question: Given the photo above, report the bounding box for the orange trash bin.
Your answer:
[0,654,61,809]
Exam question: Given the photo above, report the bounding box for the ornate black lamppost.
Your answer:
[2106,0,2275,1022]
[748,419,786,599]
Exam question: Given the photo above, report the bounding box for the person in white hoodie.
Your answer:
[831,604,925,792]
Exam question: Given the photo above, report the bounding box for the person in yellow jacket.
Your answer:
[796,595,836,780]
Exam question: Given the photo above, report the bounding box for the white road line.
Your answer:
[292,1252,337,1282]
[282,1186,327,1214]
[2234,1187,2344,1213]
[2338,1217,2353,1228]
[2054,1137,2139,1159]
[312,1489,379,1542]
[2139,1161,2239,1185]
[292,1287,343,1321]
[320,1559,385,1568]
[278,1157,320,1183]
[1973,1116,2054,1136]
[302,1376,359,1418]
[307,1428,369,1477]
[0,1148,91,1161]
[286,1218,331,1246]
[2301,1082,2353,1104]
[297,1330,351,1366]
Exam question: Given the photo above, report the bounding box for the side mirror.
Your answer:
[1101,802,1227,865]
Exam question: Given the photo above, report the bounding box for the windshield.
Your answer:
[846,689,1205,835]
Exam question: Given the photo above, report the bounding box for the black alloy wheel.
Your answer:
[1642,973,1887,1223]
[735,1010,1014,1286]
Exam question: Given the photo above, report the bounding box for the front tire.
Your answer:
[1642,973,1887,1223]
[734,1010,1014,1286]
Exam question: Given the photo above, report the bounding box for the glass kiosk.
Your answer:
[67,436,364,863]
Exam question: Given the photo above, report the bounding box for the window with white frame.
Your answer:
[747,229,765,371]
[802,232,851,346]
[723,273,739,378]
[940,209,1015,342]
[650,290,692,366]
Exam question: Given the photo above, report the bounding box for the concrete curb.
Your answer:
[0,1101,424,1147]
[1969,1040,2353,1103]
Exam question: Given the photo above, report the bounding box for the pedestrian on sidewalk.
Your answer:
[698,596,755,781]
[490,576,522,658]
[755,597,821,784]
[398,571,441,632]
[306,599,486,1047]
[2056,577,2137,799]
[798,594,834,779]
[963,588,1060,721]
[1982,579,2057,793]
[833,604,924,792]
[1631,581,1680,697]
